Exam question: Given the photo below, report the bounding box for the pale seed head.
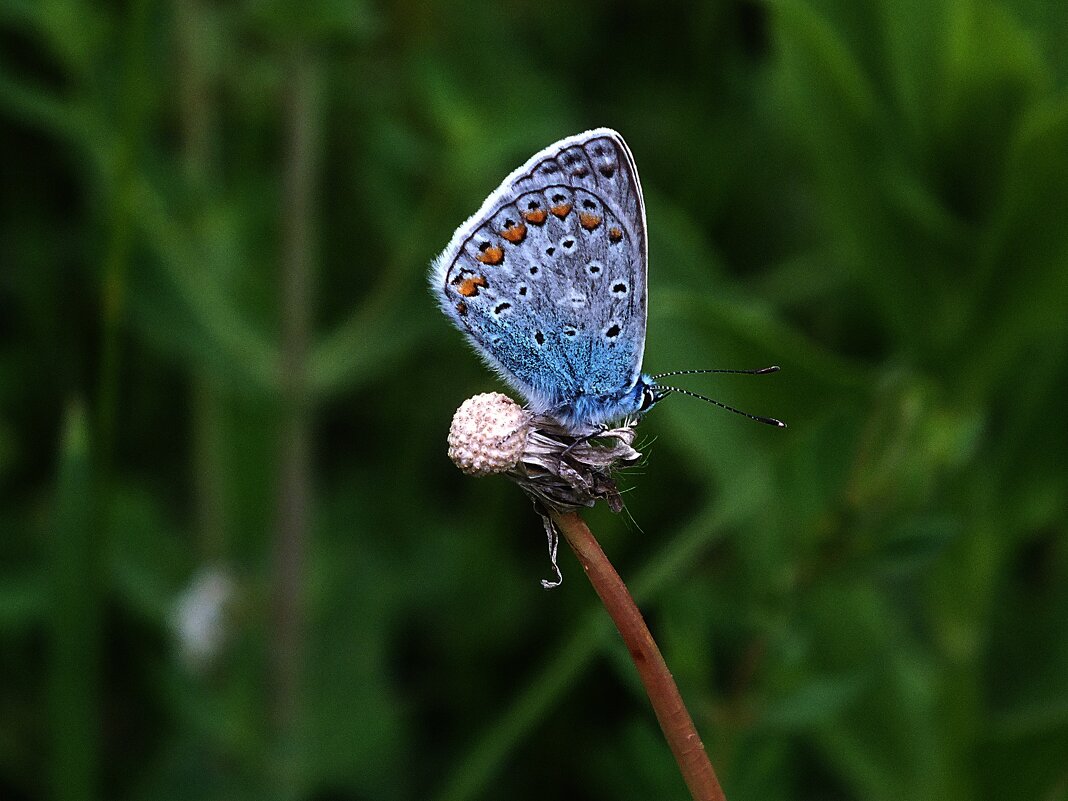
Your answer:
[448,392,531,476]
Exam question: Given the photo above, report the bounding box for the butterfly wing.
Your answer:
[431,128,648,422]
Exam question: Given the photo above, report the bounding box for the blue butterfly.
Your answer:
[431,128,784,433]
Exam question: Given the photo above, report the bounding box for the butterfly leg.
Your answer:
[559,425,613,458]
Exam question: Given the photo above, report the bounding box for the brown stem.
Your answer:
[551,510,727,801]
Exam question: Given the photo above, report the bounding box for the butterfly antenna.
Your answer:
[652,365,780,379]
[658,384,787,428]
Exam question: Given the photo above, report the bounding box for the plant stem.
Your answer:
[271,42,319,796]
[550,510,727,801]
[175,0,227,561]
[96,0,150,471]
[51,403,100,801]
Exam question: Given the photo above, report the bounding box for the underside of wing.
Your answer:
[431,129,648,415]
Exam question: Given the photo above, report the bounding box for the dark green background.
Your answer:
[3,0,1067,799]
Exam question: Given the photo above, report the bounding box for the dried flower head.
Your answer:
[447,393,644,587]
[447,393,642,513]
[448,392,532,476]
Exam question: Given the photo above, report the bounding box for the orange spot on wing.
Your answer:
[457,275,488,297]
[550,203,572,219]
[476,245,504,265]
[501,222,527,243]
[579,212,602,231]
[455,300,467,316]
[522,208,548,225]
[608,226,623,242]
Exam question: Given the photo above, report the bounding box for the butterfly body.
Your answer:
[432,128,660,433]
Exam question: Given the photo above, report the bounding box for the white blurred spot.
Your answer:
[172,566,234,671]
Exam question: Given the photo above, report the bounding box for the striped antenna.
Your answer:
[652,365,780,379]
[657,384,786,428]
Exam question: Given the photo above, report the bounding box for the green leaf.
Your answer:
[49,401,100,801]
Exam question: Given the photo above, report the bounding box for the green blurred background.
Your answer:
[3,0,1067,799]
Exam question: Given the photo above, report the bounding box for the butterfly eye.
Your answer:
[639,386,661,412]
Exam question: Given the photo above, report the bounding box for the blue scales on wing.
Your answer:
[430,129,648,430]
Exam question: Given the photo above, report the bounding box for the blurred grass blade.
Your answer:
[0,68,85,141]
[311,306,432,397]
[769,0,880,127]
[49,401,100,801]
[128,176,282,394]
[433,611,613,801]
[0,575,47,633]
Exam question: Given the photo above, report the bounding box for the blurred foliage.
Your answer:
[2,0,1067,800]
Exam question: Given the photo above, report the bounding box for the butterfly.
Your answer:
[431,128,784,434]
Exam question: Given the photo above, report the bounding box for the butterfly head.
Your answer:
[637,376,668,415]
[545,375,665,432]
